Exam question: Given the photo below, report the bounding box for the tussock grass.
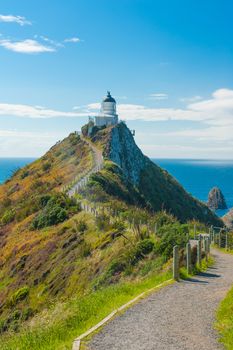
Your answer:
[216,287,233,349]
[216,248,233,349]
[1,271,171,350]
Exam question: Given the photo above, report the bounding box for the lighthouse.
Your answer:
[90,91,119,127]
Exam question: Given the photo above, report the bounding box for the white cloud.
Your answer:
[1,88,233,158]
[149,93,168,100]
[180,95,202,103]
[140,143,233,159]
[0,39,55,54]
[0,103,91,118]
[141,125,233,143]
[0,88,233,127]
[0,14,31,26]
[188,88,233,126]
[87,103,101,110]
[64,37,81,43]
[39,35,64,48]
[0,130,66,157]
[85,88,233,127]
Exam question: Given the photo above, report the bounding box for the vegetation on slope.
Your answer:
[216,283,233,349]
[216,241,233,349]
[140,163,221,225]
[0,124,222,349]
[88,122,222,226]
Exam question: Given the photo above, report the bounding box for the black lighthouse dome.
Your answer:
[103,91,116,103]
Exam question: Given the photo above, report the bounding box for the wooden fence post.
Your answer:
[186,242,191,275]
[197,239,202,267]
[213,230,216,245]
[173,246,179,281]
[226,232,228,250]
[204,238,208,261]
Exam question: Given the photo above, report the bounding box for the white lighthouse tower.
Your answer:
[91,91,119,127]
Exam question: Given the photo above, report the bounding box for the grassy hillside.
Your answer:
[140,163,221,225]
[87,122,222,226]
[0,124,222,349]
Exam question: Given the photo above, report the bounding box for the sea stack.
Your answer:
[207,187,227,210]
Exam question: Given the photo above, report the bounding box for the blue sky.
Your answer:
[0,0,233,158]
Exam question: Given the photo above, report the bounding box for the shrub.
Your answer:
[32,195,64,229]
[130,239,155,264]
[42,162,51,172]
[0,197,11,209]
[69,133,80,146]
[112,220,126,233]
[154,211,176,228]
[76,220,88,233]
[9,286,29,307]
[124,239,155,266]
[107,260,126,275]
[93,259,126,289]
[20,170,30,179]
[39,194,52,208]
[32,193,79,229]
[136,239,154,256]
[32,205,68,229]
[155,223,188,259]
[1,209,15,225]
[96,214,110,230]
[21,307,34,321]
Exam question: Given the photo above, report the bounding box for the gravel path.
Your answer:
[88,249,233,350]
[68,136,103,196]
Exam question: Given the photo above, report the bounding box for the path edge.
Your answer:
[72,278,173,350]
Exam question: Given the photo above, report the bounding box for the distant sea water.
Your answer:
[154,159,233,217]
[0,158,233,217]
[0,158,35,184]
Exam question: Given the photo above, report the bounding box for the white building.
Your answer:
[89,91,118,127]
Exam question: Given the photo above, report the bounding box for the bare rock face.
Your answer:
[223,209,233,229]
[97,122,222,226]
[105,122,149,185]
[207,187,227,210]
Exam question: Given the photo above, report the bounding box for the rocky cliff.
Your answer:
[207,187,227,210]
[89,122,222,225]
[104,122,149,184]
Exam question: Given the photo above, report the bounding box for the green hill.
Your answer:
[0,122,222,349]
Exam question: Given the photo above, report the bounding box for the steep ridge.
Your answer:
[0,122,222,349]
[88,122,221,225]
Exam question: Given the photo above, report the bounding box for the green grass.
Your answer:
[216,287,233,349]
[216,248,233,349]
[179,255,214,280]
[1,271,172,350]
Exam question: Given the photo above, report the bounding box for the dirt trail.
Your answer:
[88,249,233,350]
[68,136,103,197]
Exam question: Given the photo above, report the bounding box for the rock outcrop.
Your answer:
[92,122,222,226]
[207,187,227,210]
[223,209,233,229]
[105,122,149,185]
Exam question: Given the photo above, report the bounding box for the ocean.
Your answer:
[0,158,233,217]
[0,158,35,184]
[154,159,233,217]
